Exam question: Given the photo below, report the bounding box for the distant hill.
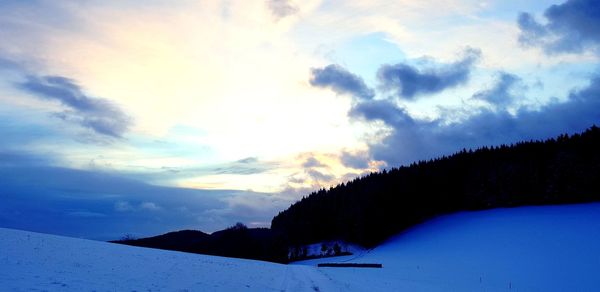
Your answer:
[112,223,287,263]
[111,230,209,252]
[272,126,600,247]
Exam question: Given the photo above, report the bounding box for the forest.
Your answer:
[272,126,600,248]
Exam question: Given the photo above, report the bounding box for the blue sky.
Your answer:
[1,0,600,239]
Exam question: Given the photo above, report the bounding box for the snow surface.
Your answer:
[296,203,600,291]
[0,228,337,291]
[2,203,600,291]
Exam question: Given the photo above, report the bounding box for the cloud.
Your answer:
[309,64,375,100]
[67,211,106,218]
[115,201,162,213]
[17,75,131,138]
[267,0,298,20]
[472,72,523,107]
[302,157,326,168]
[518,0,600,54]
[0,56,21,71]
[213,166,268,175]
[0,151,284,240]
[306,169,334,182]
[351,74,600,167]
[0,150,55,167]
[128,158,280,185]
[236,157,258,164]
[377,48,481,99]
[114,201,134,212]
[340,151,370,169]
[349,99,415,125]
[140,202,161,211]
[213,158,278,175]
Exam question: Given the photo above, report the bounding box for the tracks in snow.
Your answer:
[279,265,340,292]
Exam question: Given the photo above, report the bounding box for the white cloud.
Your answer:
[114,201,134,212]
[140,202,161,211]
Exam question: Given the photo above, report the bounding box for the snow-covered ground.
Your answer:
[0,227,337,291]
[2,203,600,291]
[296,203,600,291]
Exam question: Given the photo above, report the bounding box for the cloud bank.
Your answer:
[0,151,289,240]
[518,0,600,54]
[351,75,600,166]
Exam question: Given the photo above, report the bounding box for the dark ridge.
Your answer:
[271,126,600,248]
[110,230,209,252]
[112,223,288,263]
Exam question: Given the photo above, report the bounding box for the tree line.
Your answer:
[271,126,600,248]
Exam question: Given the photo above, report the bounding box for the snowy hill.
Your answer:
[2,203,600,291]
[0,227,336,291]
[296,203,600,291]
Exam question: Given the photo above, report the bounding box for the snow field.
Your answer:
[296,203,600,291]
[0,228,336,291]
[3,203,600,291]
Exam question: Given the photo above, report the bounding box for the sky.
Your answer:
[1,0,600,240]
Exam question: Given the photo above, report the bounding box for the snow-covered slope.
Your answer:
[296,203,600,291]
[2,203,600,291]
[0,227,336,291]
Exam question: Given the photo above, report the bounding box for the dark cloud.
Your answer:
[340,151,370,169]
[472,72,523,107]
[351,75,600,167]
[267,0,298,20]
[210,157,275,175]
[17,75,131,138]
[0,151,286,240]
[0,56,21,71]
[349,99,415,125]
[518,0,600,54]
[310,64,375,100]
[297,156,334,185]
[377,48,481,100]
[136,158,278,180]
[517,13,549,47]
[213,166,269,175]
[0,150,55,167]
[302,157,325,168]
[236,157,258,164]
[210,158,277,175]
[306,169,334,182]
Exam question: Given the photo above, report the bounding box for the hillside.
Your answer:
[113,224,287,262]
[112,229,209,251]
[0,227,335,291]
[272,126,600,247]
[3,203,600,291]
[293,203,600,291]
